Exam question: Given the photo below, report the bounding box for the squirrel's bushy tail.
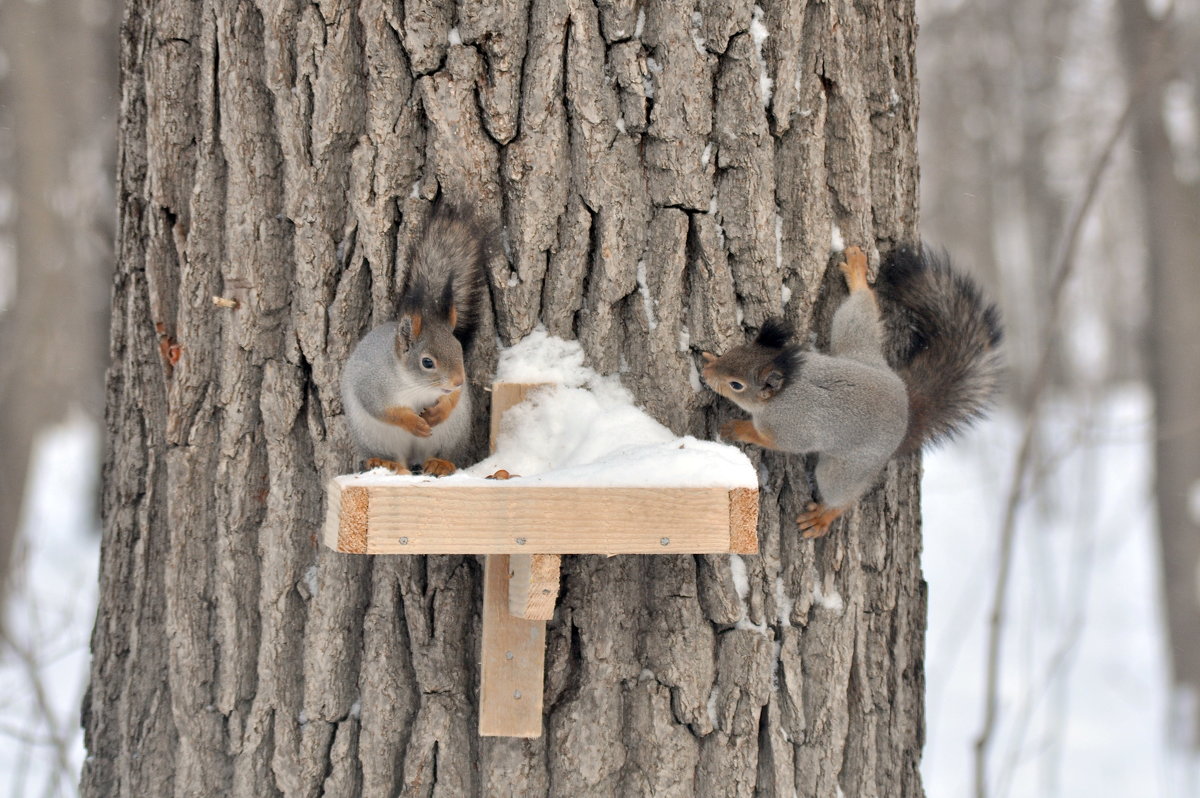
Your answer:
[401,202,490,343]
[877,246,1003,456]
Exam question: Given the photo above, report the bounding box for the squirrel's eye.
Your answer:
[420,356,436,370]
[729,381,745,392]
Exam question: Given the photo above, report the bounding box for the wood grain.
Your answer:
[478,554,546,737]
[322,480,757,555]
[488,382,551,451]
[480,382,555,736]
[507,554,561,620]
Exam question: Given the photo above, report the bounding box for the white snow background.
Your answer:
[1,412,100,797]
[4,384,1199,795]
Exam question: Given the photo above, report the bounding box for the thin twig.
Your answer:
[972,96,1136,798]
[995,401,1106,798]
[0,626,77,795]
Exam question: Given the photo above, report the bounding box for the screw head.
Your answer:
[513,690,522,700]
[399,537,409,545]
[516,537,526,545]
[660,537,670,546]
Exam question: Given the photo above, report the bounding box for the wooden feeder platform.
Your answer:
[323,383,759,738]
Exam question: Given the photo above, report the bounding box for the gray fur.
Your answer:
[752,293,908,507]
[877,245,1003,453]
[341,204,489,468]
[341,323,473,466]
[706,245,1001,512]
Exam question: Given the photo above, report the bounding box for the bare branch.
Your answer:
[973,92,1137,798]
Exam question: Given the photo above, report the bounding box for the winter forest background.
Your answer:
[1,0,1198,795]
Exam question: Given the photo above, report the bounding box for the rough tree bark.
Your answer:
[84,1,925,795]
[1119,0,1200,745]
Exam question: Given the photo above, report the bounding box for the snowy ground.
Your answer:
[1,388,1194,796]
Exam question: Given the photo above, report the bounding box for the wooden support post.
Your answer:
[480,382,557,736]
[478,554,546,737]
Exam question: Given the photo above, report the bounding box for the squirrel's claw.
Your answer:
[797,502,844,539]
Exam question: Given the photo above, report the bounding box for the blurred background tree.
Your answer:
[1117,0,1200,747]
[0,0,116,617]
[919,0,1200,786]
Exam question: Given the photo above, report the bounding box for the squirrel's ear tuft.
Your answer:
[755,318,794,349]
[396,312,423,351]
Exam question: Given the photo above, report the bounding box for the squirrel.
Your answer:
[701,244,1002,538]
[340,204,489,476]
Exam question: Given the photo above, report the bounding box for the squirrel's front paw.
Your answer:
[420,390,462,428]
[381,405,433,437]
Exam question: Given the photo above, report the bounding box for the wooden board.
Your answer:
[507,554,561,620]
[481,382,555,736]
[489,382,550,451]
[322,380,760,739]
[324,480,759,555]
[478,554,546,737]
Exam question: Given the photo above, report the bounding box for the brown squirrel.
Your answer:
[340,204,489,475]
[702,245,1002,538]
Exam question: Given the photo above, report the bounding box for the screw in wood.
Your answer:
[399,537,409,545]
[513,690,522,700]
[505,651,514,660]
[516,537,526,545]
[660,537,670,546]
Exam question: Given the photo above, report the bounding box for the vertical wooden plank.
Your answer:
[488,382,551,451]
[480,382,556,736]
[478,554,546,737]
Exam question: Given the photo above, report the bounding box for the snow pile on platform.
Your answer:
[353,328,757,489]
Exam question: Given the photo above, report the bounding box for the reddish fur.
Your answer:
[420,390,461,427]
[720,419,778,449]
[365,457,410,474]
[380,405,432,437]
[422,457,457,476]
[797,503,845,538]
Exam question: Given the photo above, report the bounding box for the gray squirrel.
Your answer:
[701,245,1002,538]
[341,204,489,475]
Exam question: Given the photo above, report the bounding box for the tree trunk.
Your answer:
[83,1,925,796]
[1118,0,1200,745]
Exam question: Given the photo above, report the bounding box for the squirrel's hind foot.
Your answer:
[365,458,411,475]
[797,503,846,539]
[838,246,870,293]
[421,457,457,477]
